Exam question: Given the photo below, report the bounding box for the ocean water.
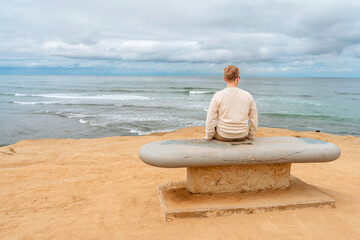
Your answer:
[0,75,359,146]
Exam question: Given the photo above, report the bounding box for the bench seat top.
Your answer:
[139,137,341,168]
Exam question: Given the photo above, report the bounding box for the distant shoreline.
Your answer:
[1,126,358,149]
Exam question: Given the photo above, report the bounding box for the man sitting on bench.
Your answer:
[204,65,258,142]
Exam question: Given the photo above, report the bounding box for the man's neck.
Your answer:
[227,83,238,88]
[225,78,239,88]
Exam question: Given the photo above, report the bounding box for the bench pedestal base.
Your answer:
[187,163,291,194]
[158,176,335,220]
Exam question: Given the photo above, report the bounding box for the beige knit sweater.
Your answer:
[205,87,258,140]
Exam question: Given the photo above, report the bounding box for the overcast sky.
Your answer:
[1,0,360,76]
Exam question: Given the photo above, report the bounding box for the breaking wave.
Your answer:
[14,93,153,100]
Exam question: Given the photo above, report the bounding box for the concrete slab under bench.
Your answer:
[158,176,335,220]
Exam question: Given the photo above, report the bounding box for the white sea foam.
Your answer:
[129,129,145,135]
[13,101,58,105]
[89,122,107,127]
[79,119,88,124]
[129,128,175,136]
[96,114,174,123]
[66,113,92,119]
[14,93,152,100]
[189,90,213,94]
[35,110,93,120]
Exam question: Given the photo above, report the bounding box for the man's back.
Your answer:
[205,87,258,140]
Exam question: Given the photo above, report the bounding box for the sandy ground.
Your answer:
[0,127,359,240]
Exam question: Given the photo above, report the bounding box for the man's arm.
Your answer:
[204,95,218,140]
[247,97,258,139]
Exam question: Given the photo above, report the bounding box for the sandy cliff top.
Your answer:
[0,127,359,239]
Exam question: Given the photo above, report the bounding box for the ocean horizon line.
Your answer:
[1,74,360,79]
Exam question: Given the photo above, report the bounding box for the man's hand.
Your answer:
[203,136,211,141]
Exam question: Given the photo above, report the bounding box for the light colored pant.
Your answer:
[214,129,247,142]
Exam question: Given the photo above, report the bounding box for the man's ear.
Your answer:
[224,77,227,83]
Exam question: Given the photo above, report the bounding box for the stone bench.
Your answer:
[139,137,341,194]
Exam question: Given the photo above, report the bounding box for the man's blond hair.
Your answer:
[224,65,239,82]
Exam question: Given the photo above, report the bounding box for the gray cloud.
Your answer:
[0,0,360,76]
